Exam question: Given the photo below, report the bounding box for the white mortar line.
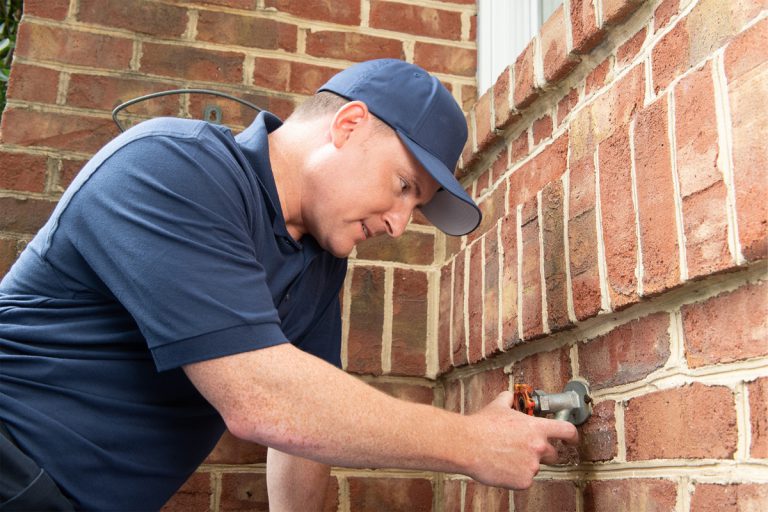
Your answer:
[667,88,689,282]
[183,8,198,41]
[538,460,768,482]
[712,52,743,265]
[570,343,580,379]
[480,236,487,359]
[242,55,255,87]
[537,190,550,334]
[677,476,691,512]
[67,0,79,21]
[516,204,525,339]
[55,72,70,106]
[296,27,307,55]
[340,267,353,371]
[461,11,471,42]
[426,268,439,379]
[628,118,644,297]
[616,400,627,462]
[735,381,750,461]
[666,309,687,369]
[496,220,505,353]
[563,169,578,324]
[463,248,471,363]
[593,145,612,312]
[360,0,370,28]
[448,257,455,368]
[130,40,142,73]
[382,267,394,375]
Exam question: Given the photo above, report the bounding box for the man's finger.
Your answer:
[538,417,579,444]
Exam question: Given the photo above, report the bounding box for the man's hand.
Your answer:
[461,391,579,489]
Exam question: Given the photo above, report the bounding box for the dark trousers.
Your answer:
[0,423,75,511]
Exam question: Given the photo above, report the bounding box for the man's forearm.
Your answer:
[267,448,331,511]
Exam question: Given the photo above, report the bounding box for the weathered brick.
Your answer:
[0,108,118,154]
[15,23,133,71]
[264,0,361,25]
[674,64,731,277]
[443,379,462,415]
[493,66,517,131]
[513,40,540,109]
[511,346,571,395]
[593,64,645,146]
[252,57,291,92]
[413,42,476,77]
[583,479,677,511]
[369,1,462,40]
[368,381,434,406]
[160,472,211,512]
[725,18,768,261]
[465,481,509,511]
[305,30,404,62]
[468,180,505,245]
[356,230,435,265]
[652,17,690,94]
[5,63,59,105]
[634,95,680,295]
[474,88,498,153]
[141,42,244,83]
[346,266,385,375]
[579,312,671,390]
[0,151,48,193]
[541,6,580,84]
[484,229,500,358]
[691,483,768,512]
[500,213,520,350]
[570,0,606,54]
[532,114,553,146]
[586,57,611,97]
[617,27,647,68]
[654,0,680,32]
[748,377,768,458]
[681,281,768,368]
[22,0,69,20]
[0,238,23,278]
[602,0,645,26]
[197,11,297,52]
[625,383,737,459]
[391,268,428,376]
[442,479,463,512]
[513,480,578,512]
[541,179,571,332]
[66,74,179,116]
[205,430,267,464]
[464,367,507,414]
[348,477,433,512]
[57,158,87,191]
[578,400,617,462]
[521,199,543,339]
[467,241,484,364]
[510,130,529,164]
[452,251,467,367]
[186,91,272,130]
[288,62,339,95]
[438,263,453,374]
[78,0,188,38]
[598,126,639,309]
[557,87,579,126]
[508,134,569,208]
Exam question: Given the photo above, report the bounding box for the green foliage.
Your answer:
[1,0,23,121]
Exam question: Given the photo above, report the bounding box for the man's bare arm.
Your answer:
[267,449,331,511]
[183,343,577,489]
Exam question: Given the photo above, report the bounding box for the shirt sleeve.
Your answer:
[56,120,289,371]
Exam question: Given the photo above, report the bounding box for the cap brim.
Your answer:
[396,130,481,236]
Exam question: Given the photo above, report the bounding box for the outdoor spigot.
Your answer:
[512,379,592,426]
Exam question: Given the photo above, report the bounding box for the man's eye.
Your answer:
[400,178,409,191]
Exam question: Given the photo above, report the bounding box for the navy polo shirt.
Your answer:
[0,111,347,510]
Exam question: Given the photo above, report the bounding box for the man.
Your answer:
[0,59,577,510]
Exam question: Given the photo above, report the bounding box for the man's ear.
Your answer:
[329,101,370,148]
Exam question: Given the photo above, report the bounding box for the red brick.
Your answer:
[391,268,428,376]
[513,40,540,109]
[160,472,211,512]
[197,11,296,51]
[288,62,339,95]
[748,377,768,458]
[305,30,404,62]
[368,381,433,406]
[585,57,611,97]
[413,43,476,77]
[579,312,671,389]
[443,379,462,414]
[493,67,517,131]
[513,480,577,512]
[347,266,385,375]
[442,479,463,512]
[467,241,484,364]
[474,88,498,153]
[509,134,569,208]
[634,96,680,295]
[348,477,433,512]
[0,151,48,193]
[520,199,543,339]
[22,0,68,20]
[465,481,509,511]
[219,473,269,511]
[674,65,731,277]
[0,238,23,277]
[602,0,645,26]
[654,0,680,32]
[58,158,86,191]
[578,400,617,462]
[370,1,462,40]
[652,18,690,94]
[205,430,267,464]
[541,179,571,332]
[510,130,529,164]
[557,88,579,126]
[15,23,132,71]
[356,230,435,265]
[186,90,273,130]
[592,64,645,146]
[452,251,467,367]
[461,84,477,112]
[598,126,639,309]
[264,0,360,25]
[570,0,606,54]
[464,367,507,415]
[691,483,768,512]
[681,281,768,368]
[5,63,59,105]
[532,114,553,145]
[0,108,117,154]
[475,170,490,198]
[252,57,291,93]
[511,346,571,395]
[141,42,244,83]
[725,19,768,261]
[66,74,179,116]
[541,6,580,85]
[78,0,188,38]
[438,263,453,374]
[500,213,520,350]
[468,181,505,245]
[617,27,647,68]
[583,479,677,511]
[626,383,737,459]
[484,229,500,358]
[568,151,602,321]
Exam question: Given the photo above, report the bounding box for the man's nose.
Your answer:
[383,205,412,238]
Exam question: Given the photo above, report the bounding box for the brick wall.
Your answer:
[1,0,766,511]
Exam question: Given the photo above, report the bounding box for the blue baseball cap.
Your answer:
[318,59,481,236]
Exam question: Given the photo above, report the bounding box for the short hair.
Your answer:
[288,91,391,135]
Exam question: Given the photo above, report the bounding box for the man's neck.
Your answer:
[268,127,305,241]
